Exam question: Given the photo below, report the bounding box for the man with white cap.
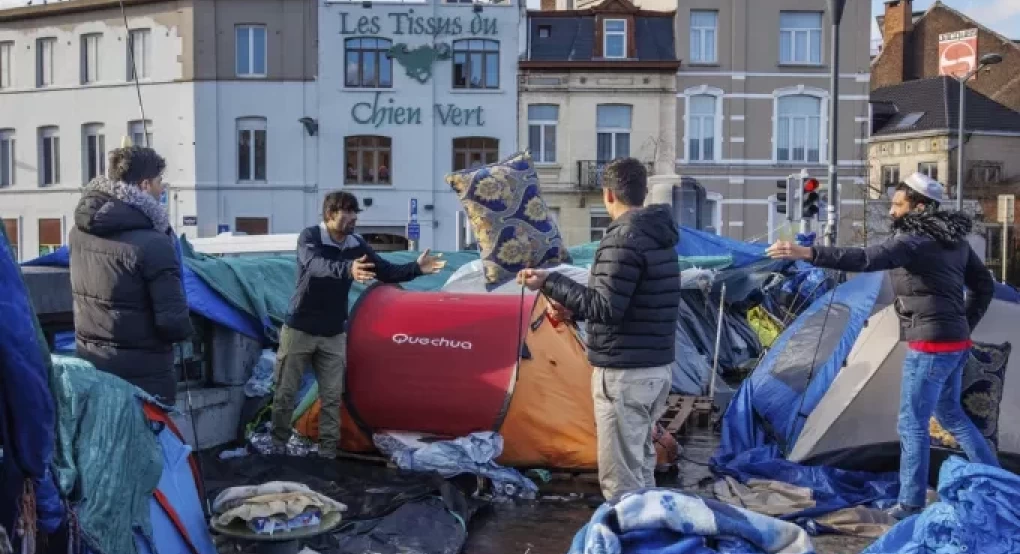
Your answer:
[766,172,997,519]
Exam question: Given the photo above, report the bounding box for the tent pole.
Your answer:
[708,284,727,399]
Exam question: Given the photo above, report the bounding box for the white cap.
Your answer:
[903,172,944,203]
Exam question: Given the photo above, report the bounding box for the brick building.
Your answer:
[873,0,1020,111]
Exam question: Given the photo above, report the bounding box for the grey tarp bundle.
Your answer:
[50,355,163,554]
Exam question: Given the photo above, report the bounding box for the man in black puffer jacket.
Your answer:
[518,158,682,501]
[69,147,193,404]
[767,172,996,520]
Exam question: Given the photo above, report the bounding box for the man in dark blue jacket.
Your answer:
[272,191,444,458]
[767,172,996,518]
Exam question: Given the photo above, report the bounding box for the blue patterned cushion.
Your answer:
[446,151,571,287]
[930,341,1010,451]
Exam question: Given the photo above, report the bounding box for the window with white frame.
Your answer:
[0,129,14,187]
[603,19,626,59]
[779,12,822,65]
[82,124,106,182]
[776,95,822,163]
[237,117,267,182]
[687,95,717,162]
[81,33,101,84]
[590,208,612,242]
[0,41,13,90]
[38,126,60,186]
[36,38,55,88]
[702,195,720,234]
[236,25,267,78]
[917,161,938,181]
[128,120,153,148]
[689,11,717,64]
[127,29,151,80]
[528,104,558,163]
[596,104,631,161]
[881,165,900,186]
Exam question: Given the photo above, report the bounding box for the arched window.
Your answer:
[345,135,392,185]
[776,95,822,163]
[452,137,498,170]
[345,38,393,88]
[81,123,106,182]
[452,39,499,89]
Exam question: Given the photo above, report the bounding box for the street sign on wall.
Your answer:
[406,222,421,241]
[998,194,1015,225]
[938,29,978,79]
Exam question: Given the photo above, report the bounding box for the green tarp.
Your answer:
[179,237,734,343]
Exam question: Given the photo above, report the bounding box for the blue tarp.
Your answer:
[863,457,1020,554]
[0,225,63,536]
[994,282,1020,303]
[568,489,815,554]
[676,226,768,269]
[716,272,886,460]
[24,246,265,341]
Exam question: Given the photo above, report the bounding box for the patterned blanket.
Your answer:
[568,489,814,554]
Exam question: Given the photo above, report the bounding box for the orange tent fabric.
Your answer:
[293,292,598,470]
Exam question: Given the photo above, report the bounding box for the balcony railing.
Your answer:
[576,160,654,191]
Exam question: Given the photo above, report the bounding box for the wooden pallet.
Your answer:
[659,394,713,437]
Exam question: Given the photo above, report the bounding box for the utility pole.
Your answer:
[825,0,846,247]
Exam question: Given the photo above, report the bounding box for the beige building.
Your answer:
[674,0,873,243]
[520,0,680,246]
[868,76,1020,280]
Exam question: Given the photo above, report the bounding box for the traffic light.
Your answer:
[801,177,821,219]
[776,178,796,221]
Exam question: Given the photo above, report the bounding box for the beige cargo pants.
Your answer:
[271,325,347,457]
[592,365,672,501]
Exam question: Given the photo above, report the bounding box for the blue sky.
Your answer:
[872,0,1020,40]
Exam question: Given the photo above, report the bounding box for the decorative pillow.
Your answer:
[930,341,1010,451]
[446,151,571,287]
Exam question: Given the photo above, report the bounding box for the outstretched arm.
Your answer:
[360,241,422,283]
[809,234,918,272]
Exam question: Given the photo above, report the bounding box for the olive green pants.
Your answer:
[271,325,346,457]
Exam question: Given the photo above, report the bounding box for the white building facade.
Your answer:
[0,0,317,260]
[317,0,522,251]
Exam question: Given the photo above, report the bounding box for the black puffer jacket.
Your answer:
[543,205,681,369]
[811,210,994,342]
[69,177,193,403]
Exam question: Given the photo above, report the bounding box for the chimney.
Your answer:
[875,0,913,88]
[540,0,555,10]
[882,0,913,42]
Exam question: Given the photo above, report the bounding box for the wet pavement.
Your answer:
[463,428,877,554]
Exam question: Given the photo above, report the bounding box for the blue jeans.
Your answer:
[897,348,1001,507]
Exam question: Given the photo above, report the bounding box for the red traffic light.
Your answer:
[803,178,820,192]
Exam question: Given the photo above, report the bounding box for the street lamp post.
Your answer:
[825,0,846,246]
[955,52,1003,212]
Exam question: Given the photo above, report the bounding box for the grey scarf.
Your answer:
[85,176,170,234]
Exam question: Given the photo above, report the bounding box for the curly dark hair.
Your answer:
[322,191,361,221]
[602,157,648,207]
[107,146,166,185]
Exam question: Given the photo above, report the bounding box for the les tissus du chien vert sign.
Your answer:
[342,10,499,128]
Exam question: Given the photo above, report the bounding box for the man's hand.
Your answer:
[417,249,446,275]
[351,255,376,283]
[766,240,813,262]
[546,299,573,323]
[516,268,549,291]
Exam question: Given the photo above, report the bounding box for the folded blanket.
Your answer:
[568,489,815,554]
[863,457,1020,554]
[212,481,346,528]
